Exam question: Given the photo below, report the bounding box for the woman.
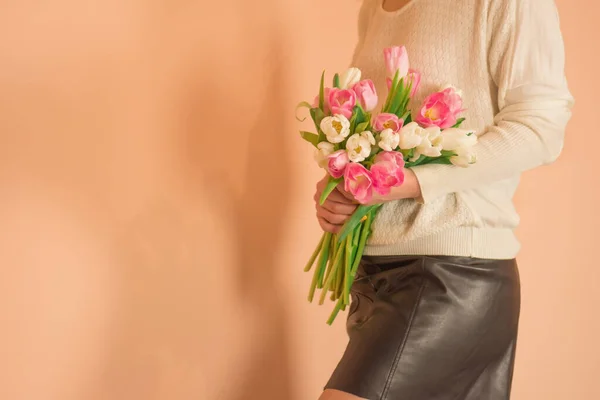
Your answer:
[315,0,573,399]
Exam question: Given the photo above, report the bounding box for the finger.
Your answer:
[317,207,351,225]
[314,181,335,203]
[321,199,357,216]
[324,188,358,205]
[318,216,341,234]
[335,186,358,203]
[315,175,329,191]
[315,189,347,206]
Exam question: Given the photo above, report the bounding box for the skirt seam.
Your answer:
[380,256,428,400]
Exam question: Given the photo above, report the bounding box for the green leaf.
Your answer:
[319,70,326,110]
[362,160,374,169]
[398,79,413,115]
[400,109,412,123]
[333,73,340,89]
[337,204,382,243]
[310,107,325,126]
[310,108,326,141]
[405,154,427,167]
[451,118,466,128]
[349,105,368,134]
[441,150,457,157]
[349,113,358,135]
[389,77,405,116]
[423,157,453,165]
[295,101,313,122]
[355,105,367,126]
[399,79,414,111]
[355,121,369,134]
[319,177,343,205]
[299,131,320,148]
[415,154,428,164]
[383,69,401,112]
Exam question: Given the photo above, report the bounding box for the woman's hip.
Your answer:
[325,254,521,399]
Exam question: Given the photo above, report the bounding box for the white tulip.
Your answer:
[314,141,335,168]
[378,128,400,151]
[440,128,478,151]
[338,67,362,90]
[361,130,376,146]
[450,146,477,167]
[320,115,351,144]
[346,132,373,163]
[398,122,424,150]
[411,126,443,161]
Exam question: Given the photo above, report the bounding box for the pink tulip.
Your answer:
[328,88,357,119]
[352,79,378,112]
[414,87,464,129]
[326,150,350,179]
[344,163,374,204]
[443,86,463,114]
[371,151,406,195]
[384,46,410,79]
[312,87,332,115]
[373,113,403,133]
[374,151,406,167]
[407,69,421,97]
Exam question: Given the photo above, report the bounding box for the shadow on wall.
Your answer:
[228,33,294,400]
[178,26,295,400]
[101,3,296,400]
[180,28,296,400]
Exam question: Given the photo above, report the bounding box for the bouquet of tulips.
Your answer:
[297,46,478,324]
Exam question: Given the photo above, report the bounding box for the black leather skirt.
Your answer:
[325,255,521,400]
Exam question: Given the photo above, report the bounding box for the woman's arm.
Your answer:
[376,0,574,204]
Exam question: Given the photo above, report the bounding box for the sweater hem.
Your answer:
[362,227,520,260]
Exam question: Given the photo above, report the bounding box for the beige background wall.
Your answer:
[0,1,597,399]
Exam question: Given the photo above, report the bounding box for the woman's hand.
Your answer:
[314,168,423,233]
[365,168,423,205]
[314,176,358,234]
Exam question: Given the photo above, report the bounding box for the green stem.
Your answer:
[335,242,345,299]
[309,232,331,302]
[307,254,321,303]
[343,233,353,306]
[350,212,374,277]
[324,237,343,290]
[327,297,345,325]
[319,241,345,305]
[317,233,334,289]
[304,233,325,272]
[333,263,340,298]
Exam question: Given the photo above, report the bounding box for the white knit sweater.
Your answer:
[354,0,574,259]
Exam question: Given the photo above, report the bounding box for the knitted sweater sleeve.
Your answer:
[410,0,574,204]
